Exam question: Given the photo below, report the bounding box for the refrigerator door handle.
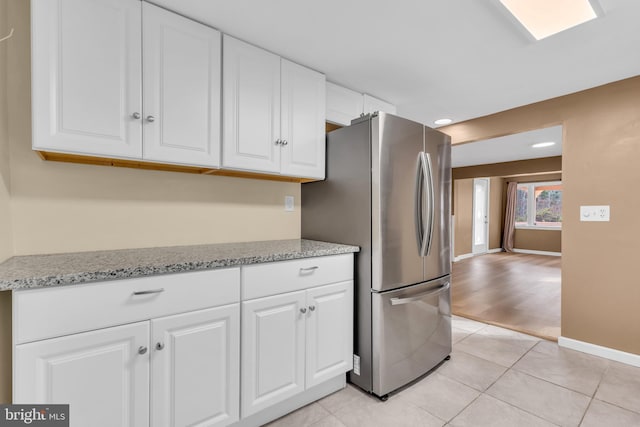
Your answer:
[389,282,450,305]
[424,152,435,256]
[416,152,434,256]
[415,153,427,255]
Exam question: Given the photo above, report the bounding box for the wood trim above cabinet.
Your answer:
[36,151,320,183]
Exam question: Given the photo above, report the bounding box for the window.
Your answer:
[515,181,562,229]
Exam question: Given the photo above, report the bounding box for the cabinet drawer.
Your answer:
[13,268,240,344]
[242,254,353,300]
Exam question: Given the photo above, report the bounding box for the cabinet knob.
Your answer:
[146,115,156,123]
[309,305,316,311]
[281,140,288,146]
[156,342,165,351]
[131,112,141,119]
[275,139,282,145]
[300,307,307,314]
[138,346,148,355]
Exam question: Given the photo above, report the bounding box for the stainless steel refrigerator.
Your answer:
[302,112,452,398]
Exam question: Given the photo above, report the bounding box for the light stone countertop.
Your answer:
[0,239,359,291]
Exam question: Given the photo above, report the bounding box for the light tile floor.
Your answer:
[266,316,640,427]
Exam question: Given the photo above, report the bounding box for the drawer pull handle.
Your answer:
[299,266,319,273]
[156,342,165,351]
[138,346,148,355]
[133,288,165,296]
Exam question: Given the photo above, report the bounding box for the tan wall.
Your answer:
[453,156,562,180]
[514,229,561,253]
[441,75,640,355]
[453,179,473,257]
[488,177,503,250]
[0,0,12,263]
[0,1,12,403]
[6,1,300,256]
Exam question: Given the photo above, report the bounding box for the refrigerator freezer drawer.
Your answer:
[371,276,451,396]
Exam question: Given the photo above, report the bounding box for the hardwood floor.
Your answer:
[451,252,561,341]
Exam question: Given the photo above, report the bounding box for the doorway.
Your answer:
[472,178,489,255]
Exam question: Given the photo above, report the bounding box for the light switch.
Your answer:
[580,205,610,222]
[284,196,295,212]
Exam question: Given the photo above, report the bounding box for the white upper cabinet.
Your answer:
[31,0,143,158]
[325,82,363,126]
[325,82,397,126]
[142,3,221,168]
[31,0,222,168]
[222,35,281,174]
[363,93,397,115]
[280,60,326,179]
[223,36,326,180]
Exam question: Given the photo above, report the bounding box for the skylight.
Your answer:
[499,0,599,40]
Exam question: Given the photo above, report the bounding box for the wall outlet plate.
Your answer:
[284,196,294,212]
[580,205,610,222]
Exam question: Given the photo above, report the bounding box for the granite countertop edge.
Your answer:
[0,239,360,291]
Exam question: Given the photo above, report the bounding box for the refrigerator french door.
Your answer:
[302,112,452,398]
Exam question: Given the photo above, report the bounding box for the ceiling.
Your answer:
[150,0,638,168]
[151,0,640,128]
[451,126,563,168]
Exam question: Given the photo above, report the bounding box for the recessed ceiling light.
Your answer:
[532,141,556,148]
[499,0,598,40]
[434,118,453,126]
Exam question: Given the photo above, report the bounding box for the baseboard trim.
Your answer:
[454,248,503,262]
[558,336,640,368]
[512,249,561,257]
[453,253,474,262]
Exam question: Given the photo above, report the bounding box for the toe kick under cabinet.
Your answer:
[12,253,354,427]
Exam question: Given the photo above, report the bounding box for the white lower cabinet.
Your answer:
[12,254,354,427]
[15,304,240,427]
[241,281,353,418]
[15,321,151,427]
[151,305,240,427]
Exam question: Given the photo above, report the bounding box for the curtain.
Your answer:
[502,181,518,252]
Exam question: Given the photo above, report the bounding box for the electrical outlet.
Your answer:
[284,196,294,212]
[580,205,610,222]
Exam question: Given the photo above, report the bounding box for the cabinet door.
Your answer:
[14,322,149,427]
[280,60,326,179]
[222,35,281,173]
[31,0,142,158]
[363,94,397,115]
[142,3,221,168]
[241,291,306,417]
[326,82,363,126]
[151,304,240,427]
[306,281,354,388]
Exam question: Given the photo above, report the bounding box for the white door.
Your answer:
[241,291,306,417]
[142,3,221,168]
[305,281,353,388]
[472,178,490,254]
[31,0,142,158]
[14,322,149,427]
[280,59,326,179]
[222,35,281,173]
[151,305,240,427]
